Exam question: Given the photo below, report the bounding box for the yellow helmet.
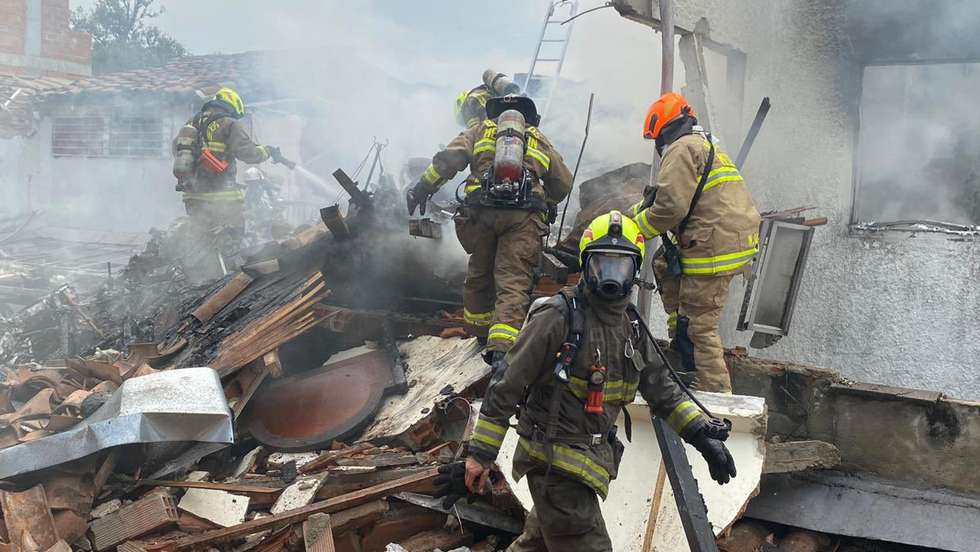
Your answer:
[212,87,245,118]
[579,210,646,263]
[579,211,646,299]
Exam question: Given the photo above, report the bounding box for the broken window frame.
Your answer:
[737,219,815,341]
[849,58,980,235]
[51,114,166,159]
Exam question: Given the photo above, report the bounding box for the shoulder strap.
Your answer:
[677,135,716,236]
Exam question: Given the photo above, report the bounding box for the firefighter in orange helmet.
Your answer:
[630,92,761,393]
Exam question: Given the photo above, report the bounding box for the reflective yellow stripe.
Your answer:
[703,173,744,192]
[474,138,496,155]
[567,377,639,403]
[666,400,701,434]
[466,117,482,128]
[464,308,493,327]
[518,437,610,497]
[464,183,481,194]
[629,200,645,217]
[634,209,661,239]
[488,323,520,344]
[422,164,442,185]
[667,311,678,330]
[525,147,550,171]
[680,247,758,275]
[472,418,507,450]
[182,189,245,202]
[205,141,226,153]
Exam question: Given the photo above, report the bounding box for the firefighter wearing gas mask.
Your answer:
[433,211,736,552]
[629,92,761,393]
[454,69,521,129]
[172,87,286,241]
[407,95,573,363]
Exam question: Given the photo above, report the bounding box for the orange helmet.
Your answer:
[643,92,696,140]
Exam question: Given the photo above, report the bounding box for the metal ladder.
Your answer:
[522,0,579,124]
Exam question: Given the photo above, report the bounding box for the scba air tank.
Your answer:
[172,124,198,179]
[493,109,527,189]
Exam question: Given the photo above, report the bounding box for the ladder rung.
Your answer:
[542,39,566,43]
[535,58,561,62]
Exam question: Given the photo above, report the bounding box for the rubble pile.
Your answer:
[0,177,532,551]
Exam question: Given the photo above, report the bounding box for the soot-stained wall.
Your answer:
[622,0,980,399]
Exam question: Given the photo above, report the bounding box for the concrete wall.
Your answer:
[621,0,980,400]
[11,99,308,235]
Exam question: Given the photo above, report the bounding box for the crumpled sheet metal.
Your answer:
[0,367,233,480]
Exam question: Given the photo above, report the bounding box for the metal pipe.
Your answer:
[639,0,676,321]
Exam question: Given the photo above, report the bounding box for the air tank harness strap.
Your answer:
[542,292,586,475]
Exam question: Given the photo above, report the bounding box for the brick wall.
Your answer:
[41,0,91,65]
[0,0,27,56]
[0,0,91,76]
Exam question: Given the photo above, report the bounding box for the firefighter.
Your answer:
[454,70,521,129]
[455,85,491,129]
[172,87,285,244]
[437,211,736,552]
[406,95,572,365]
[630,92,761,393]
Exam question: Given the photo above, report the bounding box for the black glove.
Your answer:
[433,461,470,509]
[687,426,737,485]
[406,180,436,216]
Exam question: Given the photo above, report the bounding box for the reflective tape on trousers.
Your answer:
[518,437,610,497]
[680,247,758,275]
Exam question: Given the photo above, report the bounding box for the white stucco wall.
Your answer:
[18,103,305,235]
[623,0,980,399]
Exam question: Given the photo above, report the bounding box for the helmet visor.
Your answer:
[586,252,638,299]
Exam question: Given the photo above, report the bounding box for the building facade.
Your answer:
[616,0,980,400]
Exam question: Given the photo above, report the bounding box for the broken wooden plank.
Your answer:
[138,480,281,496]
[300,443,374,474]
[302,514,335,552]
[90,494,179,551]
[0,485,59,551]
[328,500,388,534]
[192,272,254,324]
[315,466,435,500]
[762,440,841,474]
[150,468,438,551]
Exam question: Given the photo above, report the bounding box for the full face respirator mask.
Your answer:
[585,251,639,300]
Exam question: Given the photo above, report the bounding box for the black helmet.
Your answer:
[486,95,540,127]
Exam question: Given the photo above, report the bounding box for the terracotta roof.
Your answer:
[37,52,287,102]
[0,74,74,138]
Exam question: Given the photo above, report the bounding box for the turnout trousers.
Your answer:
[654,255,735,393]
[454,207,546,353]
[507,473,611,552]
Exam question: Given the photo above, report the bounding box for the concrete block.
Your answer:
[90,499,122,520]
[232,446,264,479]
[271,473,328,515]
[178,489,249,528]
[267,451,321,471]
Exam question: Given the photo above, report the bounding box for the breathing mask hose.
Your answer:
[630,306,729,435]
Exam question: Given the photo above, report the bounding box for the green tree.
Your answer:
[70,0,187,74]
